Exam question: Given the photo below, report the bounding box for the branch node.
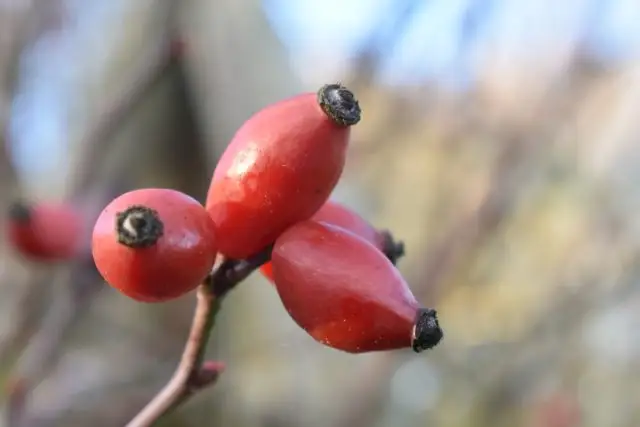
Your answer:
[190,361,225,389]
[126,245,273,427]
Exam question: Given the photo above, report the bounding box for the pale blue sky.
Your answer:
[9,0,640,184]
[264,0,640,85]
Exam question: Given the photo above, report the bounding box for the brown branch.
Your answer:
[125,248,272,427]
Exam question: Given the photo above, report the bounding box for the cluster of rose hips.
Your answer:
[5,84,443,354]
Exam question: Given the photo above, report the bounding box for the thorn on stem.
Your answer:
[192,360,225,388]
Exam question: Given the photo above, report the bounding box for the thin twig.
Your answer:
[126,248,272,427]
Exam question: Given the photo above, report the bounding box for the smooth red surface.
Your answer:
[92,188,218,302]
[260,200,383,282]
[271,221,419,353]
[205,92,350,259]
[6,203,82,261]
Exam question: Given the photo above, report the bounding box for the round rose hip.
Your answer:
[6,201,82,262]
[92,188,218,302]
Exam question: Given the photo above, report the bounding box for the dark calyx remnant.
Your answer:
[317,83,361,127]
[412,308,443,353]
[8,201,32,223]
[380,230,405,265]
[116,205,164,248]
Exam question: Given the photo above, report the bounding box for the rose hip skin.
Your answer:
[271,221,442,354]
[6,201,82,261]
[92,188,218,303]
[260,200,404,281]
[205,84,361,259]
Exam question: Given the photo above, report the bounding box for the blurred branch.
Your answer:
[4,31,182,427]
[0,1,77,369]
[331,354,397,427]
[0,140,17,198]
[4,190,117,427]
[126,249,272,427]
[412,136,533,303]
[68,39,182,199]
[471,284,596,424]
[0,0,48,387]
[330,130,548,427]
[350,0,423,86]
[0,2,36,214]
[473,237,640,422]
[0,276,46,367]
[0,0,67,191]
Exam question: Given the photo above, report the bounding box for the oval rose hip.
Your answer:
[91,188,218,302]
[205,84,361,259]
[271,220,443,354]
[6,201,82,262]
[260,200,404,281]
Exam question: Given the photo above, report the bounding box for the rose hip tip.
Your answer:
[8,201,32,222]
[317,83,361,127]
[411,308,443,353]
[115,205,164,248]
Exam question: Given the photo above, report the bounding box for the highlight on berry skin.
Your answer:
[204,83,362,260]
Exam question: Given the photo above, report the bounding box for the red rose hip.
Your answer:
[6,201,82,261]
[260,200,404,281]
[91,188,218,302]
[271,220,442,353]
[205,84,361,259]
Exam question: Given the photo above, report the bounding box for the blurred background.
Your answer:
[1,0,640,426]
